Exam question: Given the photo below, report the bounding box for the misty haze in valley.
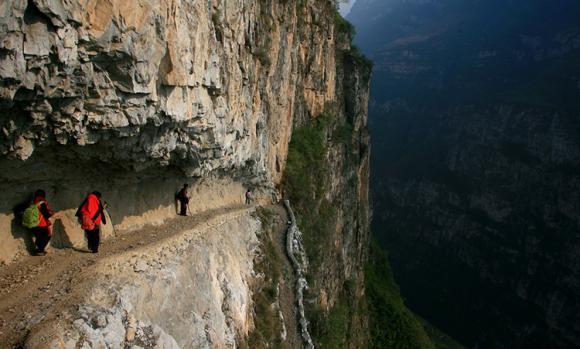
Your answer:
[347,0,580,348]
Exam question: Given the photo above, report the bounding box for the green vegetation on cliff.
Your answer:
[334,9,373,75]
[283,105,339,274]
[280,7,453,349]
[283,103,362,347]
[366,239,435,349]
[308,279,363,348]
[284,103,442,348]
[365,239,465,349]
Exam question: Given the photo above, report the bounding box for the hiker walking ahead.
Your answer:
[76,191,106,253]
[177,184,189,216]
[245,189,253,205]
[22,189,54,256]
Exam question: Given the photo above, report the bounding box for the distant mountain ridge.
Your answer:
[348,0,580,348]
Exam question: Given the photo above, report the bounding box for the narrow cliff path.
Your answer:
[0,204,249,348]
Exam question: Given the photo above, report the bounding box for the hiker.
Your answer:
[76,191,106,253]
[177,184,189,216]
[22,189,54,256]
[245,189,253,205]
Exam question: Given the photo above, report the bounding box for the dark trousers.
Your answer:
[31,227,50,253]
[179,202,188,216]
[85,227,100,253]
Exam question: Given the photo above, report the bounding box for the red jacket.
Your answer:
[33,196,52,228]
[80,194,104,225]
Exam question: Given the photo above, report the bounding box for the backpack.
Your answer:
[22,201,43,228]
[81,212,96,231]
[76,196,102,230]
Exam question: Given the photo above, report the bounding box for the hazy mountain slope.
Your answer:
[348,0,580,348]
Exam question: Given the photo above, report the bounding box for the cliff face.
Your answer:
[300,35,371,348]
[0,0,372,348]
[0,0,336,174]
[349,0,580,348]
[0,0,348,262]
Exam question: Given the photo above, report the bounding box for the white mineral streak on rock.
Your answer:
[276,283,287,341]
[284,200,314,349]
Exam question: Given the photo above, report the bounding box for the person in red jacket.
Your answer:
[31,189,54,256]
[76,191,106,253]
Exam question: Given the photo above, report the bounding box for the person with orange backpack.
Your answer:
[22,189,54,256]
[76,191,106,253]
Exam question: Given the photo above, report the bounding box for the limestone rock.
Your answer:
[1,1,372,348]
[25,210,262,349]
[126,314,137,342]
[0,0,341,187]
[12,136,34,160]
[133,260,147,273]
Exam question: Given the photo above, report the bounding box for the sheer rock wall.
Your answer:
[0,0,342,263]
[1,1,373,347]
[0,0,369,348]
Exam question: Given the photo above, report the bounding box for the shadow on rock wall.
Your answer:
[0,145,250,263]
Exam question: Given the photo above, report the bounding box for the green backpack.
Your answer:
[22,201,43,228]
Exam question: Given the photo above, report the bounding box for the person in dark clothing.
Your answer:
[245,189,253,205]
[30,189,54,256]
[76,191,106,253]
[177,184,189,216]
